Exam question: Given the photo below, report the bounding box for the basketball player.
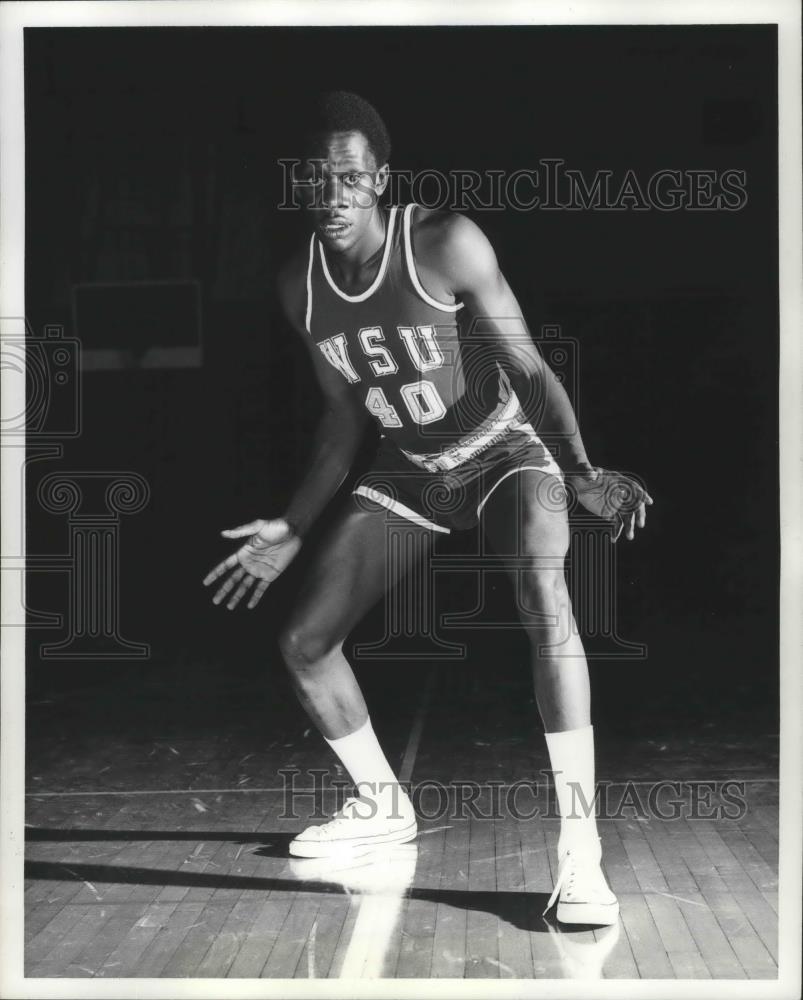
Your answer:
[204,92,652,926]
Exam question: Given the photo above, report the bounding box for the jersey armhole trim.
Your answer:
[304,232,315,333]
[403,203,464,313]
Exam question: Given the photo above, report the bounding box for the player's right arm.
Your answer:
[202,253,369,611]
[275,253,370,538]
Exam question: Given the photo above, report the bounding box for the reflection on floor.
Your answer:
[289,845,418,978]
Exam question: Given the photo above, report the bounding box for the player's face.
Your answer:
[299,131,388,253]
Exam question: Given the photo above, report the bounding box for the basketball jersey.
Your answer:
[305,203,523,471]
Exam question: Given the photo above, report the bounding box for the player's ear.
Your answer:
[374,162,389,196]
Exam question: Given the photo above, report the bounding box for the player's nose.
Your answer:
[322,176,349,208]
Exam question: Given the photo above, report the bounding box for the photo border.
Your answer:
[2,2,800,998]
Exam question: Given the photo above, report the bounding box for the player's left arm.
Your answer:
[429,212,653,540]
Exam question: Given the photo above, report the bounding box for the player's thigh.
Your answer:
[481,468,570,572]
[284,495,435,653]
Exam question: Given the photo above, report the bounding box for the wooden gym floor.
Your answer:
[24,658,779,980]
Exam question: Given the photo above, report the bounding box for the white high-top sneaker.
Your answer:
[542,836,619,926]
[289,793,417,858]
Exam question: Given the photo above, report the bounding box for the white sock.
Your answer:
[324,717,412,818]
[544,724,600,858]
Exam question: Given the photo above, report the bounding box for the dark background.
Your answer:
[24,26,779,744]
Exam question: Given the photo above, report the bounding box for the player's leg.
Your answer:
[481,469,618,924]
[278,495,433,856]
[279,495,433,736]
[481,470,589,730]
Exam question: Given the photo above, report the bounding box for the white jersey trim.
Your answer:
[353,485,451,534]
[403,203,464,313]
[304,232,315,333]
[318,206,398,303]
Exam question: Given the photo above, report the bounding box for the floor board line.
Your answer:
[25,776,780,798]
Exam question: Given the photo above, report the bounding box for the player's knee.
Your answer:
[278,624,337,673]
[519,568,568,615]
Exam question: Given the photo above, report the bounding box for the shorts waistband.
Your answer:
[399,393,522,472]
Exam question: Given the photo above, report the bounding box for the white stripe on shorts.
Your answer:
[476,422,564,517]
[353,485,451,534]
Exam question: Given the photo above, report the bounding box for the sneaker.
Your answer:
[542,837,619,926]
[289,795,417,858]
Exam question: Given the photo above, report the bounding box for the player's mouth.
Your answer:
[318,218,352,239]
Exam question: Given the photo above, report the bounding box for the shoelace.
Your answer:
[326,796,362,829]
[542,839,603,916]
[313,795,412,839]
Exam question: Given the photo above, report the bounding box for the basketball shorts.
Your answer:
[353,419,564,534]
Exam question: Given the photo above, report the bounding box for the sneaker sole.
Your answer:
[288,821,418,858]
[556,899,620,926]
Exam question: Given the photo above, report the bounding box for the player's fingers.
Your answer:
[644,490,654,505]
[203,562,227,586]
[221,520,264,539]
[247,580,270,610]
[212,567,246,605]
[612,515,624,544]
[626,511,636,540]
[203,552,240,586]
[227,574,254,611]
[636,500,647,529]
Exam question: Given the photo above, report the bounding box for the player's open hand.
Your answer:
[203,518,302,610]
[571,468,653,542]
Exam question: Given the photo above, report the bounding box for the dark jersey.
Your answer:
[305,204,523,471]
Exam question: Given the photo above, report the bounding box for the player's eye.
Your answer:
[342,172,363,187]
[295,159,325,184]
